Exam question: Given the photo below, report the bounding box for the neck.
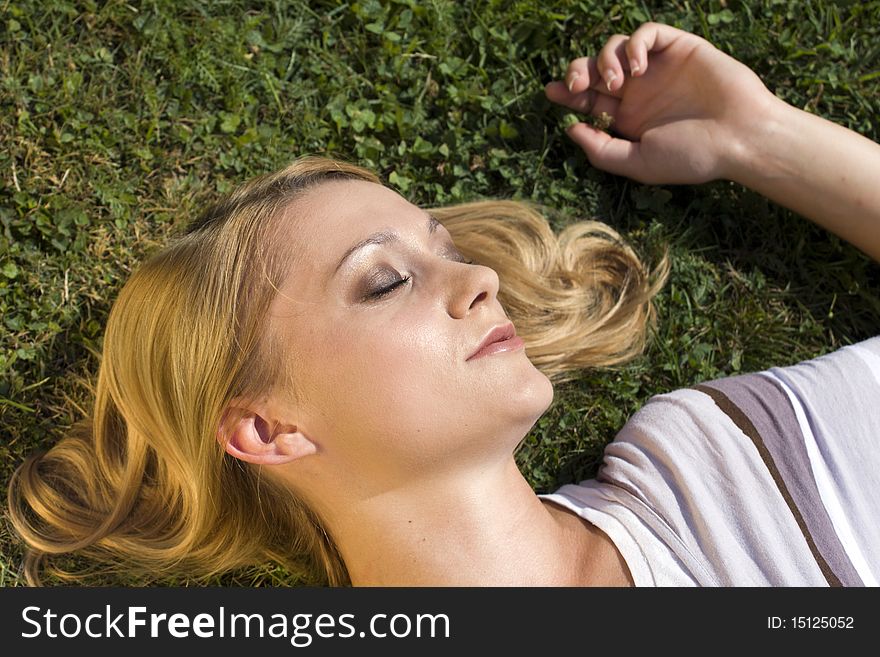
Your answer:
[321,457,631,586]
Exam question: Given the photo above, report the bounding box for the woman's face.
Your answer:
[268,179,553,490]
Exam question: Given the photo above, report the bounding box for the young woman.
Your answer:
[9,23,879,586]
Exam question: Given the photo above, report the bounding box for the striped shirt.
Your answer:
[538,336,880,586]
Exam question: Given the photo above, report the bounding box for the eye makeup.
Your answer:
[364,274,412,301]
[354,240,473,303]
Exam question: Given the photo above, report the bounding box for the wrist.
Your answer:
[721,94,799,188]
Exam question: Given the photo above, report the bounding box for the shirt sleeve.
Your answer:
[592,335,880,586]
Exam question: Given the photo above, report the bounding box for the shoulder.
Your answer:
[545,337,880,585]
[596,335,880,586]
[616,334,880,463]
[602,383,757,500]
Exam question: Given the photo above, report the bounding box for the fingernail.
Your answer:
[630,60,640,74]
[604,69,617,91]
[566,71,580,92]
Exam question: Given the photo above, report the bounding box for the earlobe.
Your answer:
[220,411,317,465]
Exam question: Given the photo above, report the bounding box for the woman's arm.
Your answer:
[729,98,880,264]
[545,22,880,264]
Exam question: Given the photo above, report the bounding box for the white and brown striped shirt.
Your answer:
[539,336,880,586]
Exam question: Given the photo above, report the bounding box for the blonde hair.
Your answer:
[7,156,669,586]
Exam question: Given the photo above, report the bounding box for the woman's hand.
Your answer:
[548,22,880,263]
[545,22,779,185]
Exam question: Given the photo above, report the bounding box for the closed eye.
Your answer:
[361,245,471,302]
[365,275,412,300]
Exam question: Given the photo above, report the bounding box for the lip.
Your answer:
[466,322,525,361]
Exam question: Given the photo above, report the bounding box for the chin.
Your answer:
[506,364,555,428]
[531,369,555,414]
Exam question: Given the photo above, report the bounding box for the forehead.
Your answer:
[273,179,427,295]
[292,178,421,249]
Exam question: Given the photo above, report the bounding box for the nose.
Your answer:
[446,262,500,319]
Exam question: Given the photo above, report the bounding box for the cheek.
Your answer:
[303,308,456,434]
[343,316,455,408]
[289,304,554,472]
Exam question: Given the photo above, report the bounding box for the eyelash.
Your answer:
[368,275,412,299]
[365,254,474,300]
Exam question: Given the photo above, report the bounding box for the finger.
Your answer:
[589,93,620,120]
[566,123,649,182]
[596,34,631,94]
[545,81,620,117]
[625,32,646,77]
[626,22,693,75]
[563,56,603,95]
[545,80,580,111]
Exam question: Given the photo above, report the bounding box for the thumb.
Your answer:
[566,123,649,182]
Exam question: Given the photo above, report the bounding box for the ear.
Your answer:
[219,409,317,466]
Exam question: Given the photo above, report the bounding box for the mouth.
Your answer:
[466,322,525,361]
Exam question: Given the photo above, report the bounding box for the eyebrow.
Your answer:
[333,214,441,274]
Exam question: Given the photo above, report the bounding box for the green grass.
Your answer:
[2,0,879,586]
